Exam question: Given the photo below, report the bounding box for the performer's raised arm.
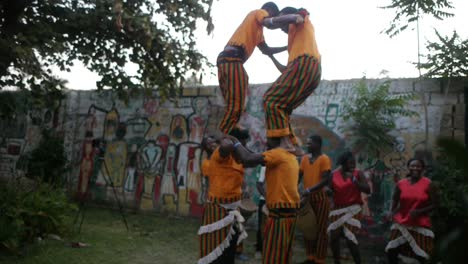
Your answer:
[268,54,286,73]
[262,13,304,29]
[224,138,265,167]
[258,41,287,56]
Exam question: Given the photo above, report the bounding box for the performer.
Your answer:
[217,2,287,135]
[198,133,248,264]
[227,136,300,264]
[328,151,370,264]
[299,135,332,264]
[385,158,436,264]
[200,136,218,199]
[263,7,322,154]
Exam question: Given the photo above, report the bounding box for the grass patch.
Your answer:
[0,207,359,263]
[0,207,201,264]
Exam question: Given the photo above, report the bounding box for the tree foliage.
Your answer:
[421,30,468,78]
[0,0,214,103]
[381,0,454,37]
[430,138,468,263]
[341,78,417,157]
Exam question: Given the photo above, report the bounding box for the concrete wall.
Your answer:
[0,78,466,221]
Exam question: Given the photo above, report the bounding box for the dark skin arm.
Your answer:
[262,14,304,30]
[327,170,337,207]
[410,183,438,218]
[258,41,287,56]
[268,54,286,73]
[234,143,265,167]
[304,170,331,194]
[223,137,265,167]
[236,146,258,168]
[354,171,371,194]
[390,185,401,217]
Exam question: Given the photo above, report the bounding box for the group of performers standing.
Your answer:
[198,2,436,264]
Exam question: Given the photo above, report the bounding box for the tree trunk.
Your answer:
[465,87,468,147]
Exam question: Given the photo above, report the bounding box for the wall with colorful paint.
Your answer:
[0,78,465,224]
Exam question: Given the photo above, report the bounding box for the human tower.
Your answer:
[197,3,435,264]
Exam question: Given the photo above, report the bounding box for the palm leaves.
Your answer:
[341,78,417,157]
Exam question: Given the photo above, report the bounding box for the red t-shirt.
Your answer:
[331,169,363,207]
[393,177,432,228]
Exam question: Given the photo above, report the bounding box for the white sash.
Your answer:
[327,204,362,244]
[197,202,248,264]
[385,223,434,260]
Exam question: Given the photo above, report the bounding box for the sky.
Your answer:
[60,0,468,90]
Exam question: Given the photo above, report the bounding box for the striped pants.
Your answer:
[198,202,245,264]
[263,55,321,139]
[217,60,249,134]
[305,191,330,264]
[385,223,434,261]
[263,209,297,264]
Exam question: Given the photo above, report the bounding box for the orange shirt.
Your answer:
[206,147,244,202]
[263,148,300,209]
[227,9,269,60]
[287,15,320,63]
[300,154,332,189]
[201,159,210,177]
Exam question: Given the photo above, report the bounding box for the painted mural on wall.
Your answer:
[0,106,61,180]
[69,93,211,218]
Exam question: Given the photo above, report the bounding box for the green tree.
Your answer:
[0,0,214,103]
[341,78,416,158]
[381,0,456,150]
[381,0,454,37]
[420,30,468,133]
[421,30,468,81]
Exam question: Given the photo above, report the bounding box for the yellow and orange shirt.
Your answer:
[206,147,244,203]
[287,15,320,63]
[227,9,269,61]
[201,159,210,177]
[263,148,300,209]
[300,154,332,190]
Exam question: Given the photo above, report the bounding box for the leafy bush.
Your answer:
[0,181,77,254]
[25,129,68,186]
[429,138,468,263]
[341,78,416,157]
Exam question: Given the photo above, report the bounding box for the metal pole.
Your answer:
[101,159,129,231]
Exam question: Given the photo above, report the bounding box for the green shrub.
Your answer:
[25,129,68,186]
[341,78,416,157]
[429,138,468,263]
[0,182,77,254]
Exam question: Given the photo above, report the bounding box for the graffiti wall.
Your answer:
[0,104,63,181]
[57,91,213,217]
[0,78,466,223]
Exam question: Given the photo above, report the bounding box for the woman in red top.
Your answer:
[386,159,436,264]
[328,151,370,264]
